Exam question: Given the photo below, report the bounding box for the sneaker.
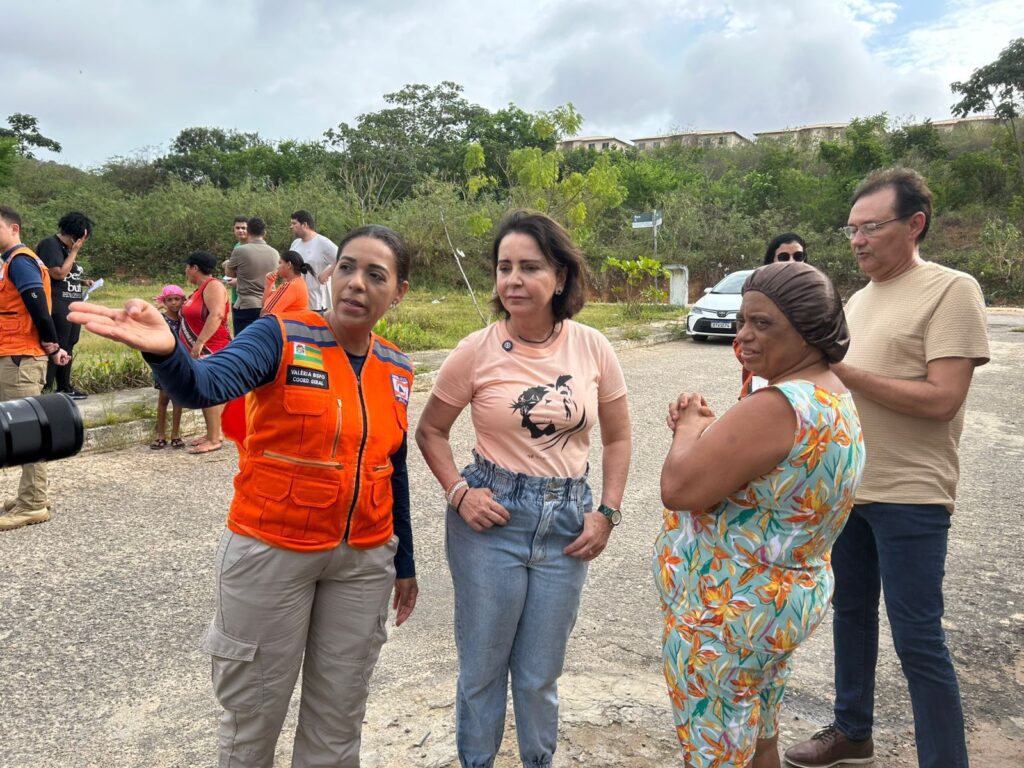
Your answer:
[784,724,874,767]
[60,388,88,400]
[0,505,51,531]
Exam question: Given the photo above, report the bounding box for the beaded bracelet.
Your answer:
[445,479,468,505]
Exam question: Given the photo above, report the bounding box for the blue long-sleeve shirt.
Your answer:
[144,317,415,578]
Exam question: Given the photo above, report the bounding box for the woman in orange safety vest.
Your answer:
[70,225,417,768]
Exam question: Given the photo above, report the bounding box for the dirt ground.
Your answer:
[1,313,1021,767]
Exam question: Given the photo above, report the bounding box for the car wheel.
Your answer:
[692,334,708,342]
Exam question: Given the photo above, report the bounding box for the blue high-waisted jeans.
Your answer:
[446,452,592,768]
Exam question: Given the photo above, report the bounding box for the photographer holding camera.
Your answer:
[0,205,70,532]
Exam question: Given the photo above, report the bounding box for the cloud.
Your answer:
[887,0,1024,88]
[2,0,1021,168]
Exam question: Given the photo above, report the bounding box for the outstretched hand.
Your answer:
[67,299,177,356]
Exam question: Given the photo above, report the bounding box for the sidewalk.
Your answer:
[71,320,686,453]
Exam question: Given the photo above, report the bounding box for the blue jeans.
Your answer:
[447,453,592,768]
[832,502,968,768]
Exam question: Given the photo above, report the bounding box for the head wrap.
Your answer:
[742,261,850,363]
[157,284,186,301]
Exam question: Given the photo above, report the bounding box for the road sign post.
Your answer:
[632,210,663,257]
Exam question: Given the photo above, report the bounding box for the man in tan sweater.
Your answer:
[785,168,989,768]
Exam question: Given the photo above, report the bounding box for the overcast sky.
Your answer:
[7,0,1023,169]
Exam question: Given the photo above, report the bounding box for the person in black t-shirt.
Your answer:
[36,211,94,399]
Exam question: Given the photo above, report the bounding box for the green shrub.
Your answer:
[74,351,153,393]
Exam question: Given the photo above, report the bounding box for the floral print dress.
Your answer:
[653,380,865,767]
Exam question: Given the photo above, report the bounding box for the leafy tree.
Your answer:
[952,37,1024,186]
[888,120,947,162]
[326,81,484,198]
[947,150,1009,206]
[97,153,168,195]
[0,113,62,158]
[158,128,335,189]
[0,137,16,187]
[158,127,265,186]
[466,104,558,187]
[818,115,890,179]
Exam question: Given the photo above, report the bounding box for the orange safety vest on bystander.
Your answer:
[0,246,52,357]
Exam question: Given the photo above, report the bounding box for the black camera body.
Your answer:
[0,393,84,468]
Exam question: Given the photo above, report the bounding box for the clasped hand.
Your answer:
[667,392,716,435]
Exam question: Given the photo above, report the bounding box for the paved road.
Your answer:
[1,317,1022,767]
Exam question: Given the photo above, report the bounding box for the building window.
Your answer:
[588,143,595,150]
[602,142,610,149]
[653,141,661,149]
[637,142,646,150]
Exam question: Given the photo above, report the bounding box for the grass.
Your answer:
[71,284,686,392]
[83,401,157,429]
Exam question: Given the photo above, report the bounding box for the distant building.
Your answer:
[632,130,751,150]
[929,115,1001,133]
[754,122,849,146]
[559,116,1003,155]
[557,135,634,152]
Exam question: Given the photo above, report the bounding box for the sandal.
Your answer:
[170,438,186,449]
[150,438,167,450]
[188,441,223,455]
[188,437,208,447]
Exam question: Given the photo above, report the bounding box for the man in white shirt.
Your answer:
[288,210,337,313]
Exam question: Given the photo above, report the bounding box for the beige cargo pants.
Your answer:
[202,529,397,768]
[0,355,49,509]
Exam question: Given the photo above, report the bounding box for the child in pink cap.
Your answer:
[151,285,186,448]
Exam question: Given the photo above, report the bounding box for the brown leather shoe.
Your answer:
[784,723,874,767]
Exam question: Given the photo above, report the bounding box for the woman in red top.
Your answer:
[262,250,312,316]
[181,250,231,454]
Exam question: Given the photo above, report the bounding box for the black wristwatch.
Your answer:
[597,504,622,527]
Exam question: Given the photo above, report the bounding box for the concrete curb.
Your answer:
[82,412,206,454]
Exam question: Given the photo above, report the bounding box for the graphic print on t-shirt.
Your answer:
[510,374,587,452]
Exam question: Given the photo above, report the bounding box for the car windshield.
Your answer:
[711,271,751,294]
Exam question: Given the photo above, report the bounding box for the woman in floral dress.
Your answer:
[655,261,865,768]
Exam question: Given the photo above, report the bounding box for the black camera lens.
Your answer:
[0,393,84,468]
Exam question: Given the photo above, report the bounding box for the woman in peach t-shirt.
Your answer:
[261,250,312,316]
[416,210,633,768]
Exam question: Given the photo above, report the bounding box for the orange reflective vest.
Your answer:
[0,245,52,357]
[227,311,413,552]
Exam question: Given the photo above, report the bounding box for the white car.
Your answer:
[686,269,753,341]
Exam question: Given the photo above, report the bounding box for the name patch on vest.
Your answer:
[287,365,329,389]
[391,373,410,405]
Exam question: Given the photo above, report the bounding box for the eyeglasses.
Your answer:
[775,252,806,262]
[840,215,911,240]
